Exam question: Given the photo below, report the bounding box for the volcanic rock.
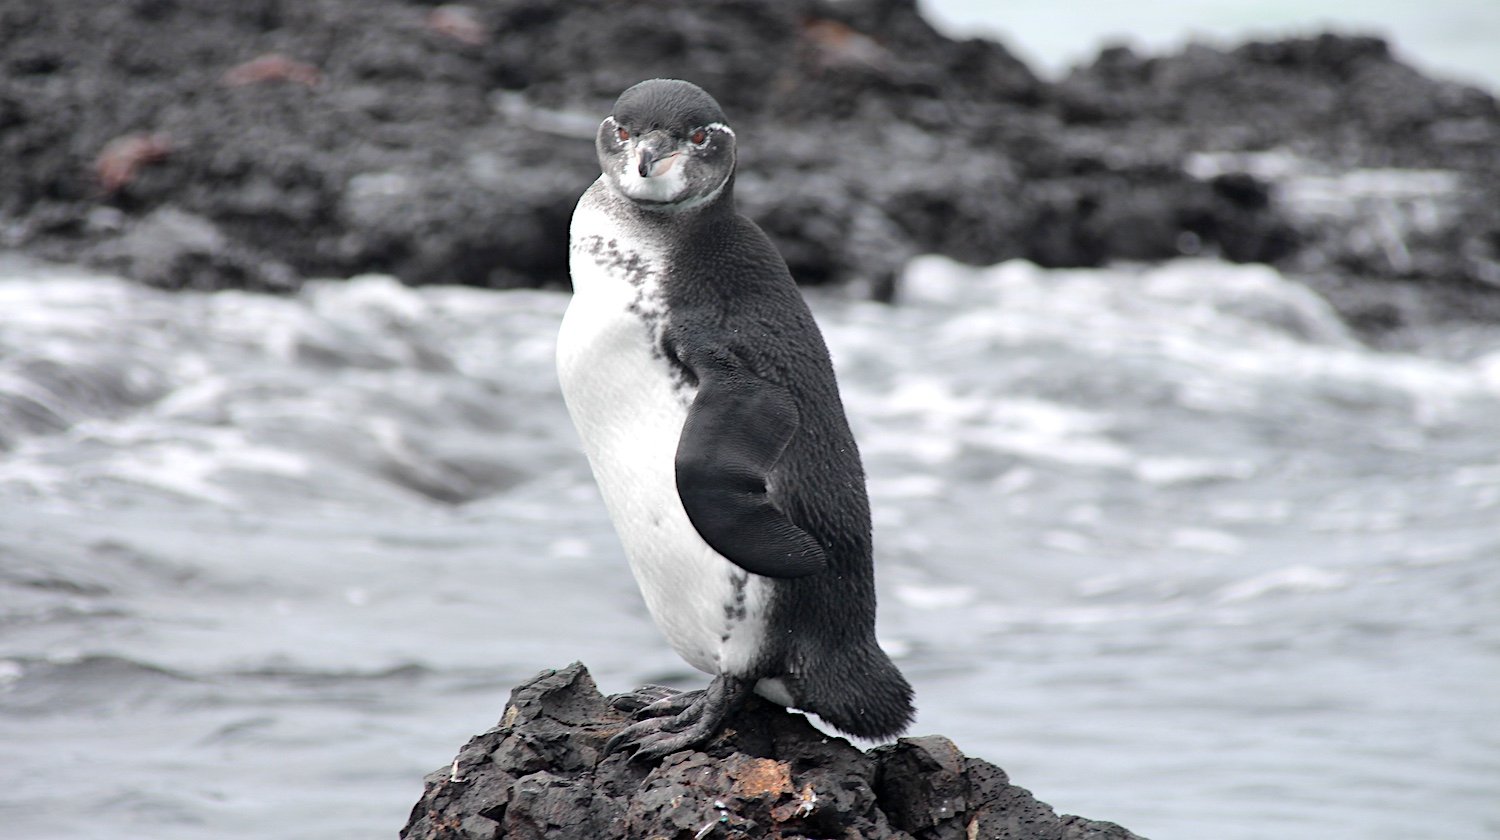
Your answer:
[401,663,1144,840]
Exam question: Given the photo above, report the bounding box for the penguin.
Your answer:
[557,78,913,759]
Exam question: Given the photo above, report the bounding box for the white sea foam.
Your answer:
[884,256,1498,416]
[1213,566,1350,603]
[893,583,977,609]
[1134,457,1257,485]
[1167,527,1246,556]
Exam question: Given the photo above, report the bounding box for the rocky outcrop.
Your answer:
[401,663,1143,840]
[1052,34,1500,329]
[2,0,1497,326]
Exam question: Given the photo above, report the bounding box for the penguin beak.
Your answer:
[635,135,680,179]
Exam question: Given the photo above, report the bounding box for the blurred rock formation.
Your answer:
[2,0,1497,326]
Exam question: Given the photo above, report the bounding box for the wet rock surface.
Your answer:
[2,0,1498,326]
[401,663,1144,840]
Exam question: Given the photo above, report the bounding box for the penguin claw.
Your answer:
[607,684,682,715]
[605,710,722,761]
[603,716,677,758]
[634,688,704,719]
[627,718,719,762]
[602,675,748,761]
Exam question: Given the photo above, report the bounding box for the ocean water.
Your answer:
[922,0,1500,90]
[1,249,1496,839]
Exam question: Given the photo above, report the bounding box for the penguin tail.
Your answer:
[797,641,915,741]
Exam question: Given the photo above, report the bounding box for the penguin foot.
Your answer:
[633,688,706,719]
[607,684,685,715]
[604,674,748,761]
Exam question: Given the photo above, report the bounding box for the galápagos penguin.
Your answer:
[557,78,913,759]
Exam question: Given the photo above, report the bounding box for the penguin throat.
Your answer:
[611,170,730,214]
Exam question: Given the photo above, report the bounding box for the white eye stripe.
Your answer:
[688,122,732,147]
[603,115,631,143]
[604,118,731,135]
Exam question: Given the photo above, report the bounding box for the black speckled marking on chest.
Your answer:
[719,571,748,642]
[580,234,649,289]
[581,232,697,401]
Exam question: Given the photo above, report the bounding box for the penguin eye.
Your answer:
[690,129,708,146]
[616,126,630,142]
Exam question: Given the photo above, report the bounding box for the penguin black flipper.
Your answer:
[674,346,829,579]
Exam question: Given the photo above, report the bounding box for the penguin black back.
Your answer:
[658,202,914,740]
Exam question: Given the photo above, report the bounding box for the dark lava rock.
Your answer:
[1053,32,1500,326]
[401,663,1144,840]
[2,0,1498,327]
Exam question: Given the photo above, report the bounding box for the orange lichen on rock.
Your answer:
[95,132,173,193]
[221,53,321,88]
[725,755,793,800]
[801,18,888,68]
[426,5,487,46]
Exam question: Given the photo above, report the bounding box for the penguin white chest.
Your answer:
[557,186,767,677]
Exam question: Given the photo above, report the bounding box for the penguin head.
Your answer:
[596,79,736,211]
